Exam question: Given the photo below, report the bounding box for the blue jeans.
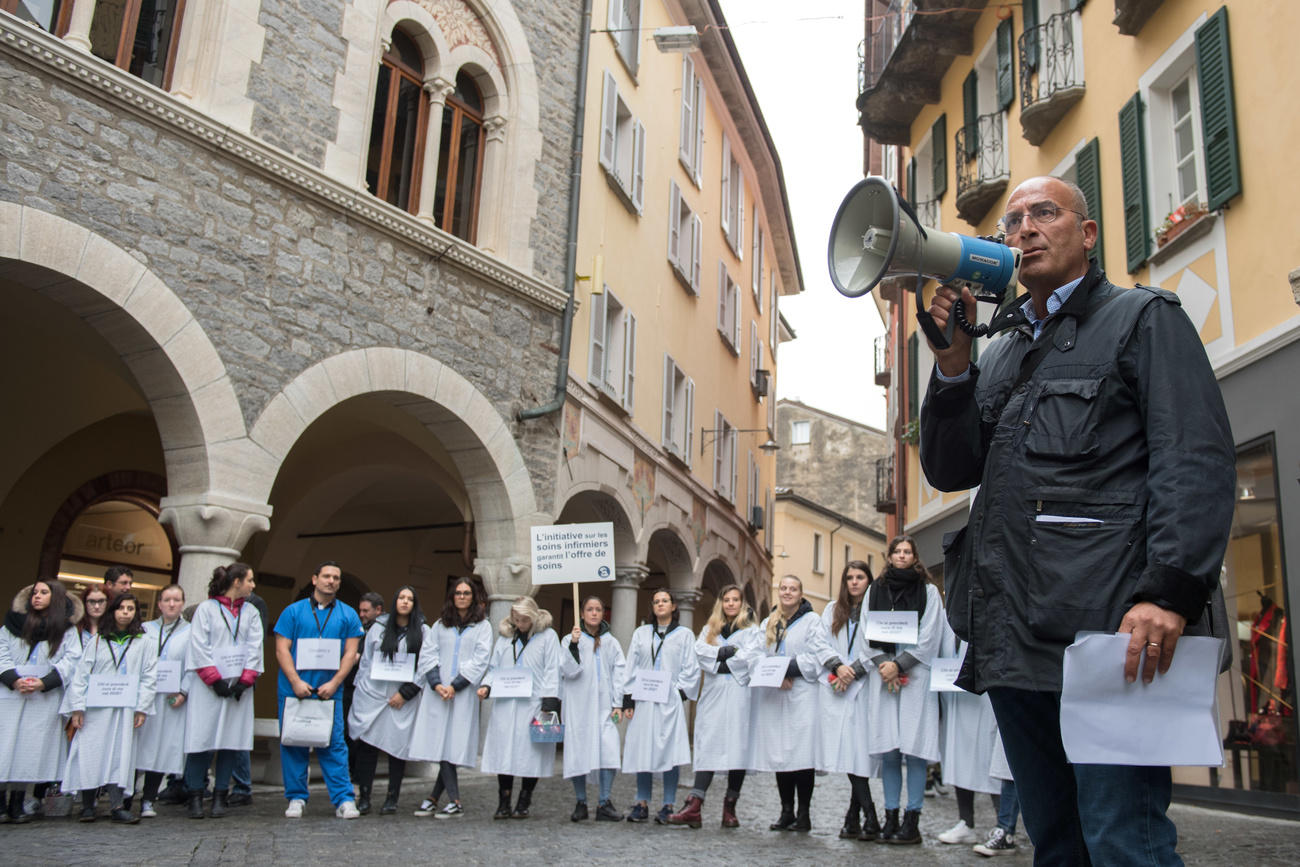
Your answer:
[988,687,1181,866]
[997,778,1020,834]
[231,750,252,795]
[636,767,680,806]
[880,750,927,811]
[570,768,616,804]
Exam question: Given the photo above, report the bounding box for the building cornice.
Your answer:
[775,489,883,540]
[0,17,568,313]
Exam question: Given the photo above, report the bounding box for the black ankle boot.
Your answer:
[893,808,921,844]
[792,802,812,832]
[876,807,899,843]
[7,791,29,824]
[839,797,861,838]
[209,790,228,819]
[769,803,796,831]
[512,787,532,818]
[493,789,512,820]
[380,791,399,815]
[356,785,371,815]
[859,804,881,841]
[187,792,205,820]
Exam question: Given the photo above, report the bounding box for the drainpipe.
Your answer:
[519,0,592,422]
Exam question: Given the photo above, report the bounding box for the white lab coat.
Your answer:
[61,634,158,794]
[938,626,1000,794]
[747,607,837,772]
[409,618,493,767]
[183,599,264,753]
[479,628,561,777]
[347,623,437,760]
[621,623,699,774]
[691,622,760,772]
[864,583,944,762]
[817,604,880,776]
[559,627,626,779]
[135,618,194,775]
[0,625,81,782]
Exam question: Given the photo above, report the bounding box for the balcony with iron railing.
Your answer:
[914,198,941,230]
[1113,0,1166,36]
[955,112,1009,225]
[874,453,896,514]
[874,334,891,386]
[1019,12,1086,145]
[857,0,988,145]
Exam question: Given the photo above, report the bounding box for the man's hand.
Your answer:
[316,678,340,700]
[290,678,313,699]
[927,285,977,376]
[1118,602,1187,684]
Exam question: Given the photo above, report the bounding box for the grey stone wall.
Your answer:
[775,401,890,533]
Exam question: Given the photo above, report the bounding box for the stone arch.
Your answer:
[0,203,242,498]
[383,1,454,69]
[246,348,539,566]
[645,526,696,590]
[554,484,639,564]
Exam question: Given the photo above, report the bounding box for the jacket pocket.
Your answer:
[942,525,973,642]
[1024,378,1101,459]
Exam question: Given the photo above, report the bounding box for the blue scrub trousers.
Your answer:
[278,693,354,806]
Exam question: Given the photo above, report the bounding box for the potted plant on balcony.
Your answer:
[1154,202,1209,248]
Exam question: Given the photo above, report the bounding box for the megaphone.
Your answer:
[827,177,1022,349]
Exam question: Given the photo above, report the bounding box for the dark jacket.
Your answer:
[920,263,1235,692]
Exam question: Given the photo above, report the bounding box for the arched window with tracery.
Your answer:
[434,70,485,243]
[366,29,428,214]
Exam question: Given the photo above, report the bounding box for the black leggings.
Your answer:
[428,761,462,803]
[955,786,1001,827]
[497,774,538,794]
[848,774,877,809]
[775,769,815,809]
[353,740,406,794]
[689,769,747,799]
[142,772,165,802]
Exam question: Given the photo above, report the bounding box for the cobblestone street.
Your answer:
[3,767,1296,865]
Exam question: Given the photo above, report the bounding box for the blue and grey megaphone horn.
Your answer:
[827,177,1021,349]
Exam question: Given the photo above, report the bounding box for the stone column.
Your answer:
[611,564,649,651]
[64,0,97,52]
[473,554,531,627]
[674,588,703,633]
[416,76,456,224]
[473,114,508,252]
[157,494,272,603]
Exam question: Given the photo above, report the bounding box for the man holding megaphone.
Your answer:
[917,176,1234,865]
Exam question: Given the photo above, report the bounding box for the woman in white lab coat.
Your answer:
[749,576,839,833]
[478,596,560,820]
[410,578,493,819]
[621,588,700,825]
[348,585,436,815]
[560,596,626,822]
[0,580,82,823]
[136,584,193,817]
[668,584,758,829]
[863,535,943,845]
[818,560,882,841]
[62,592,158,823]
[935,619,1000,846]
[182,563,263,819]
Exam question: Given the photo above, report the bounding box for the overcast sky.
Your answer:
[718,0,888,430]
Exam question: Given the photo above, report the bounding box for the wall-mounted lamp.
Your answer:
[653,25,700,53]
[700,427,780,456]
[575,254,605,295]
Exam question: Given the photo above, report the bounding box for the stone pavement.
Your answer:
[3,768,1297,865]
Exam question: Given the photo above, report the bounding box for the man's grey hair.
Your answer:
[1054,177,1089,222]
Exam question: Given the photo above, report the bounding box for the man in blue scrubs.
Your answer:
[274,561,364,818]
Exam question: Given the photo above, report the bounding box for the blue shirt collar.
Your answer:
[1020,275,1084,340]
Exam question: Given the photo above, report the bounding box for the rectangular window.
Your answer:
[844,544,852,570]
[812,532,824,574]
[769,271,779,356]
[749,320,760,390]
[667,181,702,294]
[711,411,737,501]
[678,56,705,186]
[764,489,775,554]
[661,355,695,464]
[751,213,765,305]
[746,450,758,523]
[587,288,636,411]
[717,262,741,354]
[599,71,646,215]
[721,135,745,255]
[791,420,811,445]
[607,0,641,75]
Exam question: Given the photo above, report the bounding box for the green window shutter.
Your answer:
[907,331,919,423]
[1023,0,1040,72]
[997,18,1015,110]
[1195,6,1241,210]
[906,157,917,208]
[963,71,979,158]
[1075,137,1104,269]
[1118,92,1150,273]
[932,114,947,199]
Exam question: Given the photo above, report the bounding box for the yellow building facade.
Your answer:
[860,0,1299,809]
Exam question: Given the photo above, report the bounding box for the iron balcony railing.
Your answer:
[1020,11,1082,111]
[860,0,916,94]
[955,112,1009,199]
[874,334,891,385]
[875,453,896,512]
[915,198,941,229]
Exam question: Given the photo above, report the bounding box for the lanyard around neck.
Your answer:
[310,601,335,636]
[218,601,242,642]
[651,625,673,668]
[105,635,134,673]
[158,619,180,656]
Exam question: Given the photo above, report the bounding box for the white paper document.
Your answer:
[155,660,183,694]
[492,669,533,698]
[213,646,247,679]
[864,611,919,646]
[1060,633,1224,767]
[748,656,791,689]
[631,669,671,703]
[929,657,966,692]
[296,638,342,671]
[370,652,417,683]
[87,675,139,708]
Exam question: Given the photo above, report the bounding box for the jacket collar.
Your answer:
[988,261,1103,338]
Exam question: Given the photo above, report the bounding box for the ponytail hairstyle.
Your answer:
[704,584,756,645]
[379,585,424,659]
[578,595,606,649]
[208,562,253,599]
[832,560,873,636]
[103,592,144,639]
[765,576,804,648]
[20,580,72,655]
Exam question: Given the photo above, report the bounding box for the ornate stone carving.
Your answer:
[411,0,501,69]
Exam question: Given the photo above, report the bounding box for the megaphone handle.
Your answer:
[915,284,952,351]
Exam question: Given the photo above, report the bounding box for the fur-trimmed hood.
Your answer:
[6,583,83,635]
[497,597,553,637]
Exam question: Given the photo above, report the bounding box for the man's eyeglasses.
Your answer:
[998,203,1086,234]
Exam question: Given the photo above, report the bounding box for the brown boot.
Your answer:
[667,795,703,828]
[721,795,739,828]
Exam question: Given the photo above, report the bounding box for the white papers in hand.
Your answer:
[1060,633,1224,767]
[748,657,790,688]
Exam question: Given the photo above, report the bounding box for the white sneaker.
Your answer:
[939,820,978,844]
[140,800,157,818]
[335,800,361,819]
[413,798,438,817]
[435,801,464,819]
[284,798,305,818]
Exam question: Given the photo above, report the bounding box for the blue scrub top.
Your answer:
[274,597,364,694]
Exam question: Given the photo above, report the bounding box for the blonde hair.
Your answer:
[704,584,756,645]
[765,576,804,647]
[498,595,553,637]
